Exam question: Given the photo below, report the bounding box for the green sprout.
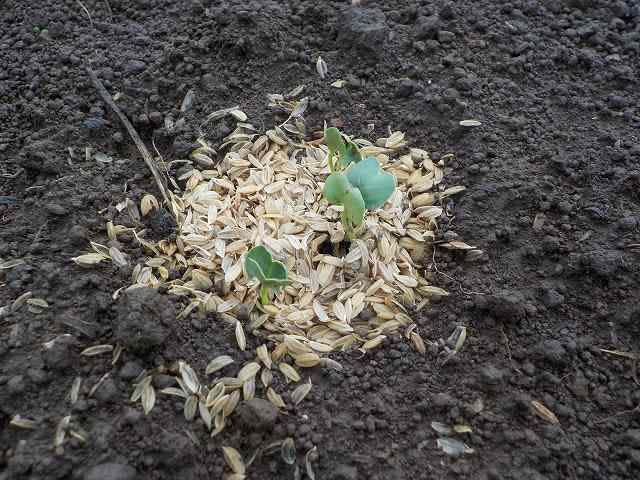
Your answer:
[323,127,396,239]
[244,246,288,305]
[325,127,362,172]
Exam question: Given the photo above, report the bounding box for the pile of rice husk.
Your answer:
[73,100,477,450]
[145,111,471,356]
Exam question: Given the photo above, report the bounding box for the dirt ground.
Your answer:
[1,0,640,479]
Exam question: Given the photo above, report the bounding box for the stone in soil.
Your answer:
[415,15,440,40]
[145,207,178,238]
[94,378,120,403]
[479,364,506,391]
[396,79,420,98]
[622,429,640,448]
[338,7,388,60]
[151,431,194,467]
[536,339,568,366]
[123,59,146,75]
[236,398,279,432]
[113,288,174,354]
[7,375,26,395]
[68,225,88,245]
[475,289,527,323]
[42,335,78,371]
[119,361,144,380]
[540,288,565,308]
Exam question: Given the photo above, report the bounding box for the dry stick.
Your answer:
[85,66,170,206]
[430,247,486,296]
[76,0,94,27]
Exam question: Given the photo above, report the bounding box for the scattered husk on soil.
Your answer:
[88,109,474,358]
[71,99,476,465]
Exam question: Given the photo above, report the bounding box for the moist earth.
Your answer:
[1,0,640,479]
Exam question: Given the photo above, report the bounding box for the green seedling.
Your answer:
[325,127,362,171]
[323,127,396,239]
[346,157,397,210]
[244,246,288,305]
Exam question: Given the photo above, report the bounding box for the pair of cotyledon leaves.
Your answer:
[245,245,288,287]
[323,128,396,227]
[245,130,394,288]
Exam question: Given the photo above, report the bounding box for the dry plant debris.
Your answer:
[107,111,474,359]
[531,400,560,425]
[72,102,475,470]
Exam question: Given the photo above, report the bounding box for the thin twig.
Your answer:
[85,66,170,205]
[152,133,181,192]
[76,0,94,27]
[430,247,487,296]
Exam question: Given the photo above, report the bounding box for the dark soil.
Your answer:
[2,1,640,479]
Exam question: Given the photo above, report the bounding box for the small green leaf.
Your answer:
[346,157,396,209]
[339,142,362,168]
[325,127,345,153]
[246,257,266,283]
[323,173,351,205]
[245,246,271,282]
[343,186,365,227]
[245,246,288,290]
[264,260,289,289]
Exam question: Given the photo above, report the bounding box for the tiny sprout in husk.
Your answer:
[244,246,288,305]
[322,127,396,240]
